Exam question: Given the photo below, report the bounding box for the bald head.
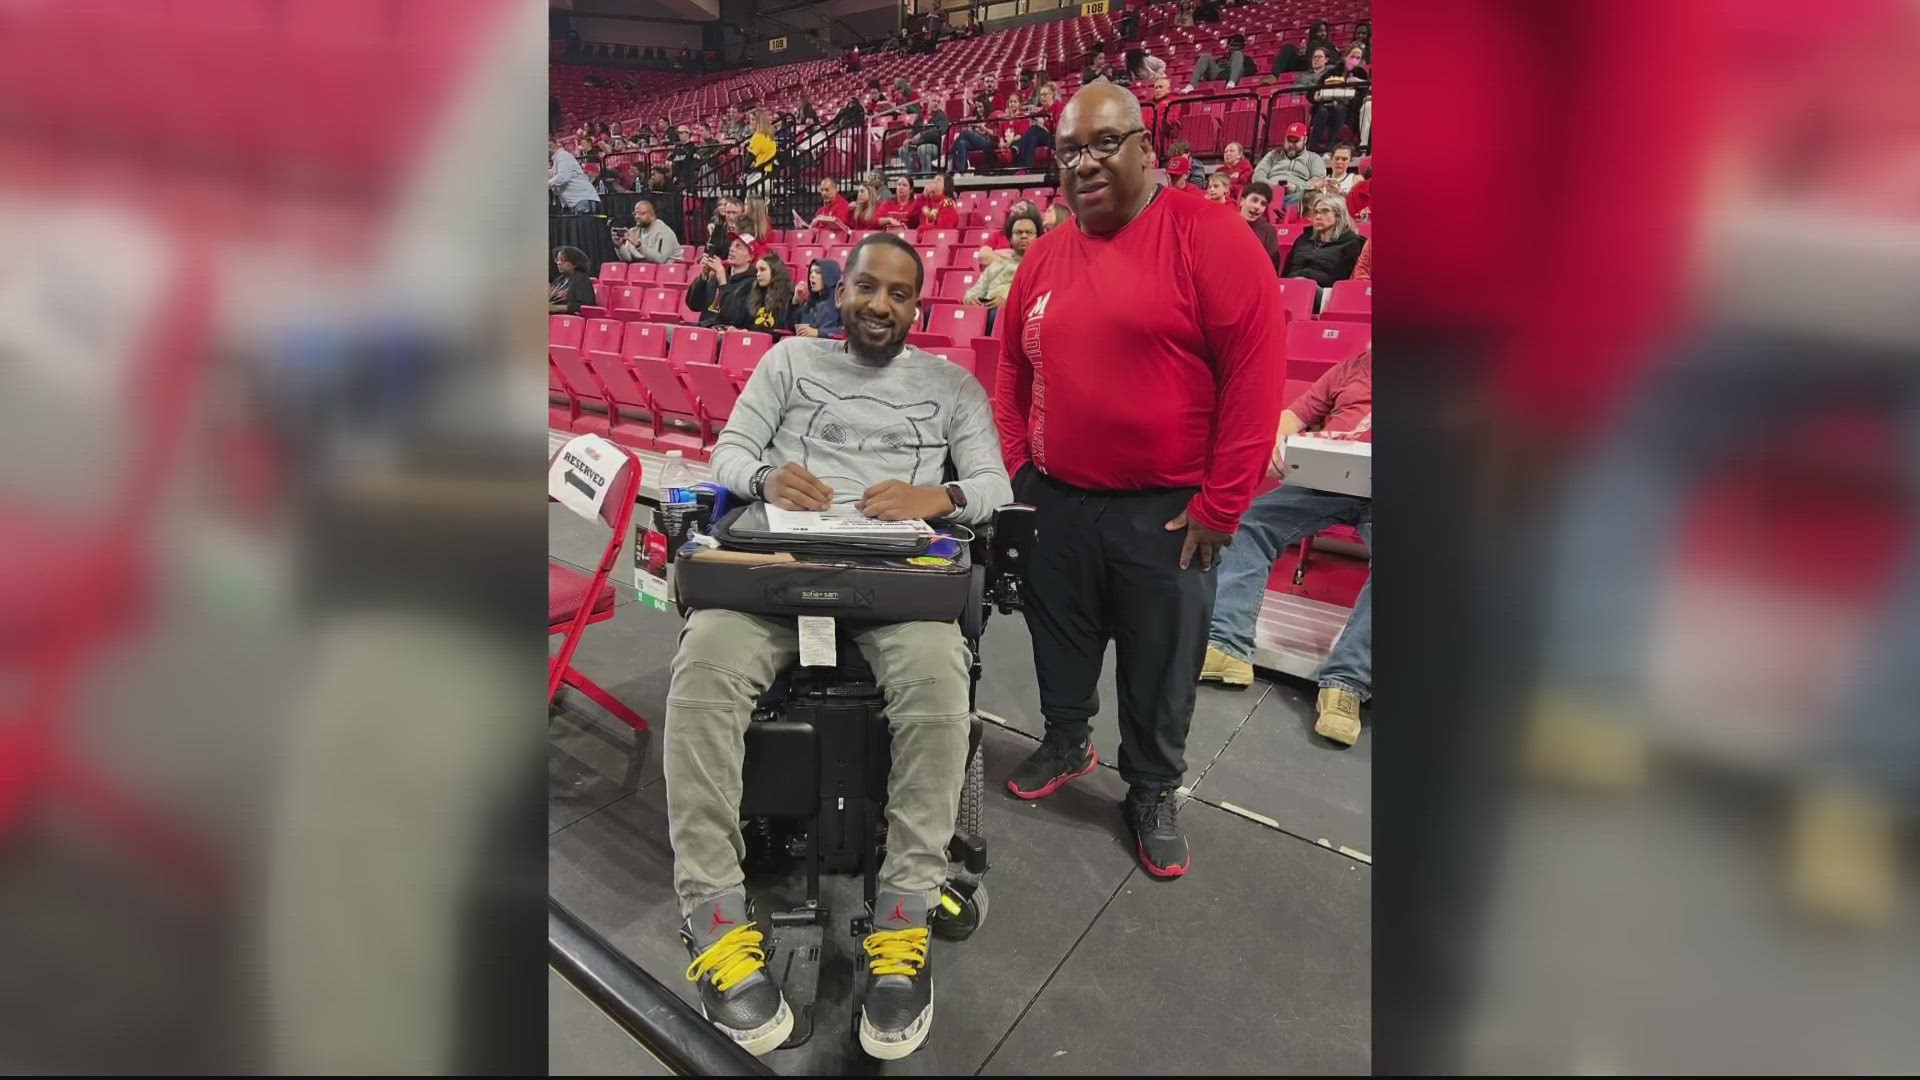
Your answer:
[1057,83,1155,236]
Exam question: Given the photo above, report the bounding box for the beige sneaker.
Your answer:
[1314,686,1363,745]
[1200,644,1254,687]
[1521,693,1650,792]
[1787,783,1899,930]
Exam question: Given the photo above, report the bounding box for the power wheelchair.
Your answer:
[677,500,1036,1051]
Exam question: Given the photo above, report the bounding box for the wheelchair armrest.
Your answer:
[982,504,1036,614]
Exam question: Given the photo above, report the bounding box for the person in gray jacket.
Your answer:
[664,233,1010,1063]
[1250,121,1326,208]
[613,200,682,263]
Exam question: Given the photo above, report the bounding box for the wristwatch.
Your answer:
[944,482,967,513]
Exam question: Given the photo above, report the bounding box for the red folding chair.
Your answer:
[548,436,648,732]
[1322,279,1372,323]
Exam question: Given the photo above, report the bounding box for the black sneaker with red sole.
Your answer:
[1122,783,1190,878]
[1006,729,1098,800]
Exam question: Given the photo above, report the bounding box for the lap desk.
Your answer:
[1283,436,1371,498]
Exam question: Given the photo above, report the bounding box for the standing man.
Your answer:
[548,139,602,215]
[992,83,1288,878]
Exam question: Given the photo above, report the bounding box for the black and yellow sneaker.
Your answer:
[857,890,935,1060]
[680,891,793,1057]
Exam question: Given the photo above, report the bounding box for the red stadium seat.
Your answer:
[921,229,960,247]
[668,325,721,367]
[1322,279,1372,323]
[828,246,853,265]
[922,347,975,376]
[585,354,660,451]
[581,317,624,361]
[681,362,740,427]
[657,262,690,285]
[926,302,990,344]
[621,321,671,360]
[788,229,816,245]
[793,246,825,266]
[946,246,979,267]
[717,331,775,382]
[597,262,628,284]
[963,228,997,246]
[550,314,587,349]
[642,286,687,323]
[1277,276,1317,323]
[628,356,712,457]
[625,263,659,284]
[549,342,611,435]
[937,269,981,300]
[550,359,576,430]
[578,306,609,321]
[606,286,646,321]
[1285,319,1370,383]
[969,336,1000,397]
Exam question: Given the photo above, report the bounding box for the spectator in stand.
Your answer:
[1013,82,1061,169]
[705,195,747,258]
[849,182,884,230]
[797,94,821,128]
[1124,48,1168,87]
[549,247,597,315]
[1239,180,1283,273]
[1346,163,1371,220]
[688,234,761,328]
[1042,203,1072,232]
[1351,19,1372,61]
[745,252,795,331]
[948,95,1000,175]
[615,200,682,264]
[1251,122,1326,209]
[1082,51,1113,86]
[973,199,1038,269]
[810,177,853,235]
[743,196,773,245]
[787,258,843,337]
[1164,143,1197,191]
[548,140,602,215]
[877,175,918,229]
[746,109,779,190]
[963,209,1041,308]
[1185,32,1253,91]
[992,92,1032,166]
[1204,171,1234,205]
[911,172,959,229]
[1217,141,1253,197]
[1306,47,1367,153]
[1351,237,1371,280]
[900,104,949,174]
[1281,192,1366,287]
[1324,144,1362,196]
[1293,44,1334,90]
[1199,349,1372,747]
[994,82,1286,880]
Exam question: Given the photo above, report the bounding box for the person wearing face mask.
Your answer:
[992,83,1287,880]
[1251,121,1327,209]
[670,233,1011,1061]
[687,233,763,328]
[1306,45,1369,153]
[786,258,844,337]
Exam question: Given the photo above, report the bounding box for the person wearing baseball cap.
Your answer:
[687,230,763,328]
[1250,120,1326,209]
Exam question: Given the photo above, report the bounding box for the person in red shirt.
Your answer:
[993,82,1287,879]
[1217,141,1253,198]
[809,176,853,235]
[876,174,918,229]
[910,171,959,229]
[1199,350,1372,747]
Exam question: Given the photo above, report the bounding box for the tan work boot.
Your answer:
[1787,783,1899,931]
[1315,686,1363,745]
[1200,644,1254,687]
[1521,693,1650,792]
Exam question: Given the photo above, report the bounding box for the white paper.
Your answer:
[762,505,935,538]
[798,615,836,667]
[550,433,623,520]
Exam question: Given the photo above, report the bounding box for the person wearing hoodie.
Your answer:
[1281,192,1367,287]
[787,258,843,337]
[687,233,762,328]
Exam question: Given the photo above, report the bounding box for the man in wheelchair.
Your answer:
[665,234,1013,1060]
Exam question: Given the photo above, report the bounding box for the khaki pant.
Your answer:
[664,609,971,915]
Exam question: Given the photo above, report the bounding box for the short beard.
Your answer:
[845,320,907,363]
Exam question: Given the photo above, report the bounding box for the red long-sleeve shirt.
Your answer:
[812,193,852,233]
[910,195,958,229]
[993,187,1288,533]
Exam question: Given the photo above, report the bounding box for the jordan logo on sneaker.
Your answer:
[887,900,910,925]
[708,906,736,934]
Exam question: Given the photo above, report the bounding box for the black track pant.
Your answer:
[1016,465,1217,788]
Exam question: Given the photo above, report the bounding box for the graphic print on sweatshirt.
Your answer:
[795,376,943,495]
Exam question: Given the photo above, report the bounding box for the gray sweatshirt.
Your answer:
[620,219,682,263]
[1251,147,1326,193]
[710,337,1013,526]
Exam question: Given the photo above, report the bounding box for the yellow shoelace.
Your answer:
[685,925,768,994]
[862,925,930,978]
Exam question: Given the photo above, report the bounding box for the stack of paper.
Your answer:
[763,506,935,538]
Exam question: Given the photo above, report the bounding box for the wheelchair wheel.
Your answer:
[931,880,987,941]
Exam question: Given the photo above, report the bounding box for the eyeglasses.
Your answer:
[1055,128,1147,169]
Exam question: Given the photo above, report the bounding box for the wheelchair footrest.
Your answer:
[764,919,826,1051]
